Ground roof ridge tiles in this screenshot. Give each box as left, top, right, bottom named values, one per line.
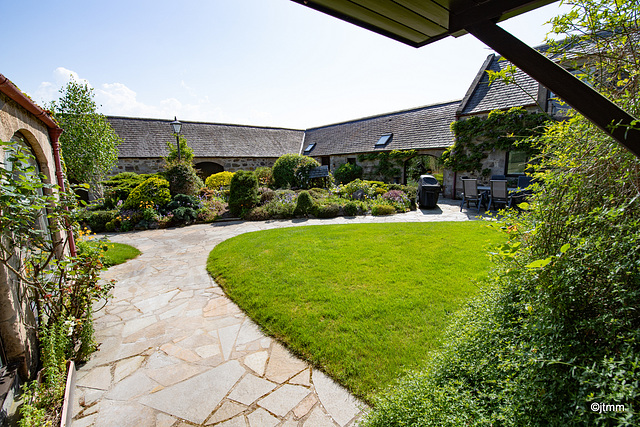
left=106, top=115, right=304, bottom=132
left=305, top=99, right=462, bottom=132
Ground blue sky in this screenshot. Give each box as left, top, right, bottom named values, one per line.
left=2, top=0, right=571, bottom=129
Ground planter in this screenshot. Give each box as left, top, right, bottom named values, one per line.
left=59, top=361, right=76, bottom=427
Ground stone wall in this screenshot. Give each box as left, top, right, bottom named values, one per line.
left=450, top=147, right=508, bottom=199
left=112, top=156, right=278, bottom=176
left=0, top=91, right=56, bottom=379
left=324, top=149, right=446, bottom=186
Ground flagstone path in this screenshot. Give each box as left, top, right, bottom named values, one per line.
left=72, top=199, right=478, bottom=426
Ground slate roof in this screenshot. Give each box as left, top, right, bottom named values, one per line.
left=457, top=53, right=541, bottom=117
left=302, top=101, right=460, bottom=157
left=107, top=116, right=305, bottom=158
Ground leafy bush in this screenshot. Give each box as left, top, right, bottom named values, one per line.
left=272, top=154, right=320, bottom=189
left=259, top=188, right=276, bottom=205
left=338, top=179, right=388, bottom=199
left=165, top=135, right=194, bottom=163
left=265, top=191, right=297, bottom=218
left=313, top=203, right=340, bottom=218
left=383, top=190, right=411, bottom=212
left=164, top=160, right=203, bottom=196
left=82, top=209, right=118, bottom=233
left=101, top=172, right=147, bottom=206
left=165, top=194, right=201, bottom=225
left=333, top=162, right=363, bottom=185
left=245, top=206, right=271, bottom=221
left=254, top=167, right=273, bottom=187
left=205, top=171, right=235, bottom=189
left=228, top=170, right=259, bottom=217
left=343, top=201, right=358, bottom=216
left=364, top=3, right=640, bottom=424
left=294, top=190, right=315, bottom=216
left=123, top=176, right=171, bottom=209
left=371, top=204, right=395, bottom=216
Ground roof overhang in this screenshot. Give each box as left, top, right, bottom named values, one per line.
left=291, top=0, right=640, bottom=157
left=291, top=0, right=557, bottom=48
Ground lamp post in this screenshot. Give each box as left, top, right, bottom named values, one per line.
left=170, top=116, right=182, bottom=162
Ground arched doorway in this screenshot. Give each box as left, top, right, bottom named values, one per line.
left=195, top=161, right=224, bottom=179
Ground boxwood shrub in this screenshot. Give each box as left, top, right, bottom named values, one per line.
left=228, top=170, right=259, bottom=217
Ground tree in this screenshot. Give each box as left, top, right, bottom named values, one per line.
left=50, top=80, right=122, bottom=195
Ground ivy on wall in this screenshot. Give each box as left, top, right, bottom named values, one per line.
left=441, top=107, right=551, bottom=175
left=357, top=150, right=416, bottom=182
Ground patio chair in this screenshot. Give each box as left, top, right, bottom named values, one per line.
left=488, top=179, right=512, bottom=211
left=509, top=175, right=535, bottom=208
left=460, top=178, right=483, bottom=213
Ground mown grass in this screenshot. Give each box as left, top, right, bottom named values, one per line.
left=102, top=242, right=140, bottom=267
left=207, top=222, right=503, bottom=401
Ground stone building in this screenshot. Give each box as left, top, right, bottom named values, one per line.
left=303, top=101, right=460, bottom=187
left=0, top=74, right=69, bottom=421
left=107, top=116, right=304, bottom=177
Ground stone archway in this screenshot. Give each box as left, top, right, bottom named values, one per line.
left=194, top=161, right=224, bottom=180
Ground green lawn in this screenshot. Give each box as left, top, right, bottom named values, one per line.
left=207, top=222, right=503, bottom=401
left=102, top=242, right=140, bottom=267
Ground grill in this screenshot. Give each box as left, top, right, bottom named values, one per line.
left=417, top=175, right=441, bottom=209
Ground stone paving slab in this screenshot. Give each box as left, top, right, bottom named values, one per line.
left=73, top=199, right=477, bottom=426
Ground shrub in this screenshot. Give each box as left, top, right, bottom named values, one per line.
left=101, top=172, right=147, bottom=206
left=205, top=171, right=235, bottom=189
left=164, top=161, right=203, bottom=196
left=229, top=170, right=259, bottom=217
left=165, top=194, right=201, bottom=225
left=294, top=191, right=315, bottom=216
left=265, top=191, right=296, bottom=218
left=343, top=201, right=358, bottom=216
left=313, top=204, right=340, bottom=218
left=371, top=204, right=395, bottom=216
left=245, top=206, right=271, bottom=221
left=123, top=177, right=171, bottom=209
left=83, top=209, right=118, bottom=233
left=272, top=154, right=320, bottom=189
left=259, top=188, right=276, bottom=205
left=254, top=167, right=273, bottom=187
left=198, top=198, right=225, bottom=222
left=333, top=162, right=363, bottom=185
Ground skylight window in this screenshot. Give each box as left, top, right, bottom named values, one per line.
left=376, top=133, right=392, bottom=147
left=304, top=143, right=316, bottom=154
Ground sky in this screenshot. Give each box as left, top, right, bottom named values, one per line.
left=2, top=0, right=572, bottom=130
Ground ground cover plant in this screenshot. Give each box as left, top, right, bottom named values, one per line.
left=207, top=222, right=503, bottom=401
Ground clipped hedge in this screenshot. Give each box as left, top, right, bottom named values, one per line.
left=205, top=171, right=235, bottom=189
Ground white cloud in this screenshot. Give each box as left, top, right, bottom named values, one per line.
left=32, top=67, right=239, bottom=123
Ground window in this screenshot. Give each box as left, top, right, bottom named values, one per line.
left=347, top=158, right=356, bottom=165
left=375, top=133, right=392, bottom=147
left=506, top=150, right=528, bottom=175
left=303, top=143, right=316, bottom=155
left=321, top=156, right=330, bottom=167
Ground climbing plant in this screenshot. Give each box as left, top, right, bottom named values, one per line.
left=358, top=150, right=416, bottom=182
left=441, top=107, right=551, bottom=175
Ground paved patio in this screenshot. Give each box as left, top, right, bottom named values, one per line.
left=72, top=199, right=480, bottom=426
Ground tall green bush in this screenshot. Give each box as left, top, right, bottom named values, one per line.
left=272, top=154, right=320, bottom=189
left=164, top=160, right=203, bottom=196
left=228, top=170, right=259, bottom=217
